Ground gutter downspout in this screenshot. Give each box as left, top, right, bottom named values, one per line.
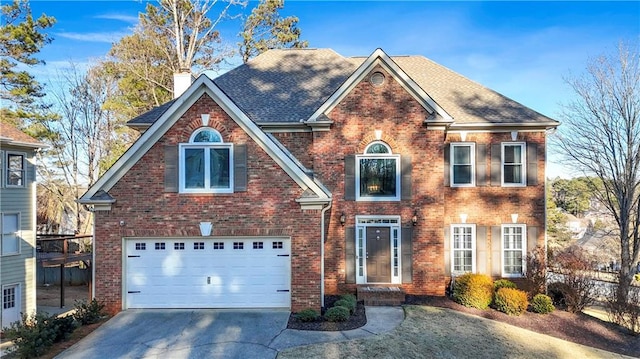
left=320, top=201, right=332, bottom=309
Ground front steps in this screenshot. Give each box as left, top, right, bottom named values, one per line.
left=357, top=286, right=405, bottom=306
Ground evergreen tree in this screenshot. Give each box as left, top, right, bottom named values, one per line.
left=239, top=0, right=308, bottom=63
left=0, top=0, right=56, bottom=139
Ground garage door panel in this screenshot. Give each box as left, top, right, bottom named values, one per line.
left=125, top=238, right=291, bottom=309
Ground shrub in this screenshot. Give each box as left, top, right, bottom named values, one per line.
left=340, top=293, right=357, bottom=305
left=605, top=285, right=640, bottom=335
left=493, top=288, right=529, bottom=316
left=494, top=279, right=517, bottom=291
left=523, top=246, right=547, bottom=297
left=334, top=299, right=355, bottom=314
left=548, top=246, right=597, bottom=313
left=73, top=299, right=106, bottom=325
left=324, top=306, right=350, bottom=322
left=453, top=273, right=494, bottom=310
left=3, top=311, right=76, bottom=358
left=296, top=308, right=319, bottom=322
left=52, top=315, right=77, bottom=342
left=530, top=294, right=555, bottom=314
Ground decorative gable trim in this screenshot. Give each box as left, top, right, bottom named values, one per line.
left=307, top=48, right=453, bottom=124
left=79, top=75, right=331, bottom=207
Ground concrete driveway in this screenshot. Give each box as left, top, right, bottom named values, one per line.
left=55, top=307, right=404, bottom=359
left=56, top=309, right=291, bottom=359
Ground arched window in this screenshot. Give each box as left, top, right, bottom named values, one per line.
left=356, top=141, right=400, bottom=201
left=179, top=128, right=233, bottom=193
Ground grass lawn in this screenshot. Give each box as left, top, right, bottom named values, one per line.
left=277, top=306, right=623, bottom=359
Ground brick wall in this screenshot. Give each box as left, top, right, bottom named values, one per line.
left=94, top=94, right=322, bottom=314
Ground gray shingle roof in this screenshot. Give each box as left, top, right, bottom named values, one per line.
left=127, top=48, right=557, bottom=127
left=214, top=48, right=357, bottom=123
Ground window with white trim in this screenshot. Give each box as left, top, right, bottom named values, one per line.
left=6, top=153, right=25, bottom=187
left=356, top=141, right=400, bottom=201
left=179, top=128, right=233, bottom=193
left=451, top=143, right=475, bottom=187
left=502, top=143, right=525, bottom=186
left=502, top=224, right=526, bottom=277
left=451, top=224, right=475, bottom=274
left=2, top=213, right=20, bottom=255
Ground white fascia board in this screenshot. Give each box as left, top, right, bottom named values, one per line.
left=308, top=48, right=453, bottom=122
left=81, top=74, right=330, bottom=203
left=0, top=139, right=48, bottom=149
left=448, top=122, right=560, bottom=131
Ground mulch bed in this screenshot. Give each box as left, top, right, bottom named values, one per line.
left=288, top=295, right=640, bottom=357
left=287, top=295, right=367, bottom=331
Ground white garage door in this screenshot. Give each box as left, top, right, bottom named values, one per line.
left=125, top=238, right=291, bottom=309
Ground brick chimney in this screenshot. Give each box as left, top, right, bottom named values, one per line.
left=173, top=71, right=193, bottom=99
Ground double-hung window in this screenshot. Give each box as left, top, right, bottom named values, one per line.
left=2, top=213, right=20, bottom=255
left=356, top=141, right=400, bottom=201
left=179, top=128, right=233, bottom=193
left=451, top=224, right=475, bottom=274
left=502, top=224, right=526, bottom=277
left=502, top=143, right=525, bottom=186
left=451, top=143, right=475, bottom=187
left=6, top=153, right=25, bottom=187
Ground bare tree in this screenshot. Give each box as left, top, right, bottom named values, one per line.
left=555, top=41, right=640, bottom=306
left=39, top=62, right=118, bottom=233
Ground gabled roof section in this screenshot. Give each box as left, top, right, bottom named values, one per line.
left=0, top=122, right=47, bottom=149
left=80, top=74, right=331, bottom=205
left=214, top=48, right=357, bottom=123
left=390, top=56, right=559, bottom=129
left=122, top=48, right=558, bottom=130
left=308, top=48, right=454, bottom=125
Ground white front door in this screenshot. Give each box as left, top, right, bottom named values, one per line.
left=124, top=238, right=291, bottom=309
left=2, top=284, right=21, bottom=329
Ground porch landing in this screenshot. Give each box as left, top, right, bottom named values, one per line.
left=357, top=286, right=405, bottom=306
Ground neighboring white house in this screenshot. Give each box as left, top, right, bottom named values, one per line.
left=0, top=123, right=46, bottom=330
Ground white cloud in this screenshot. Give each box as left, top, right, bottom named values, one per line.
left=55, top=31, right=128, bottom=43
left=94, top=13, right=138, bottom=24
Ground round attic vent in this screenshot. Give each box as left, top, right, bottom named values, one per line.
left=370, top=72, right=385, bottom=86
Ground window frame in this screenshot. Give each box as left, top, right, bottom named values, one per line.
left=501, top=224, right=527, bottom=277
left=1, top=213, right=21, bottom=256
left=450, top=143, right=476, bottom=187
left=178, top=128, right=234, bottom=194
left=5, top=152, right=26, bottom=188
left=501, top=142, right=526, bottom=187
left=450, top=224, right=476, bottom=275
left=0, top=150, right=4, bottom=187
left=355, top=141, right=401, bottom=202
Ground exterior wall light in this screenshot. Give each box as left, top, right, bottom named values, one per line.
left=340, top=212, right=346, bottom=226
left=412, top=210, right=418, bottom=226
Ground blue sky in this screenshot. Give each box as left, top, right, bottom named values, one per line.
left=28, top=1, right=640, bottom=177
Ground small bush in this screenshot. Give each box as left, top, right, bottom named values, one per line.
left=52, top=315, right=77, bottom=342
left=494, top=288, right=529, bottom=316
left=324, top=306, right=350, bottom=322
left=494, top=279, right=517, bottom=291
left=296, top=308, right=319, bottom=322
left=523, top=246, right=547, bottom=297
left=548, top=246, right=597, bottom=313
left=605, top=285, right=640, bottom=335
left=334, top=299, right=355, bottom=314
left=340, top=293, right=357, bottom=305
left=453, top=273, right=494, bottom=310
left=73, top=299, right=106, bottom=325
left=3, top=311, right=76, bottom=358
left=530, top=294, right=555, bottom=314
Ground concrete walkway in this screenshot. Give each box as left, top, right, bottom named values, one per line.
left=54, top=307, right=404, bottom=359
